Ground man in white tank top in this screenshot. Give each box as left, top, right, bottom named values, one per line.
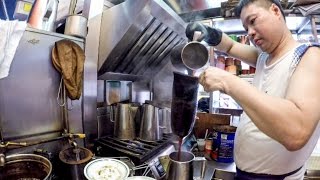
left=185, top=0, right=320, bottom=179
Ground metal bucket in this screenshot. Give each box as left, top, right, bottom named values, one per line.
left=0, top=154, right=52, bottom=180
left=64, top=15, right=88, bottom=38
left=59, top=147, right=93, bottom=180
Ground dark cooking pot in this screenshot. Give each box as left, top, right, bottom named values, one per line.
left=59, top=146, right=93, bottom=180
left=0, top=154, right=52, bottom=180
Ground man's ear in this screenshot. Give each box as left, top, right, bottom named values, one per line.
left=270, top=3, right=282, bottom=19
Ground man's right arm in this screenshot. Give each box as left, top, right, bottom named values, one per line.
left=215, top=33, right=259, bottom=67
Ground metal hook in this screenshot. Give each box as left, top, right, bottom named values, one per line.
left=57, top=77, right=65, bottom=106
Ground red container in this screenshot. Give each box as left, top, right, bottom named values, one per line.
left=205, top=138, right=212, bottom=155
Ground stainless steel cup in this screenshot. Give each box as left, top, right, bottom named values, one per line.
left=170, top=31, right=208, bottom=71
left=165, top=151, right=195, bottom=180
left=182, top=42, right=208, bottom=70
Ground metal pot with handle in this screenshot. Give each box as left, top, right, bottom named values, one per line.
left=0, top=154, right=52, bottom=180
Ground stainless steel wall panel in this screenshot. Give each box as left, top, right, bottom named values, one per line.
left=83, top=14, right=103, bottom=147
left=97, top=80, right=106, bottom=105
left=0, top=29, right=83, bottom=142
left=150, top=62, right=175, bottom=108
left=130, top=81, right=151, bottom=104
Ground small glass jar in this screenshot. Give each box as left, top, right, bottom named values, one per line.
left=216, top=56, right=225, bottom=70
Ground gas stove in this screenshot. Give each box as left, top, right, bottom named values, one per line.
left=94, top=134, right=173, bottom=165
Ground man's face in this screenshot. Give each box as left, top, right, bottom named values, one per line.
left=240, top=2, right=283, bottom=53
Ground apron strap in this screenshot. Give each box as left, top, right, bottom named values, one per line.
left=291, top=42, right=320, bottom=70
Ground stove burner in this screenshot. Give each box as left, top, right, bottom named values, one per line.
left=94, top=134, right=172, bottom=165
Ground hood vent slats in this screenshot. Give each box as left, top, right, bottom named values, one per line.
left=136, top=34, right=183, bottom=75
left=124, top=24, right=171, bottom=74
left=118, top=18, right=163, bottom=73
left=98, top=0, right=187, bottom=79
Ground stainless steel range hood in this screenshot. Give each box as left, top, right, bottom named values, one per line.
left=98, top=0, right=187, bottom=79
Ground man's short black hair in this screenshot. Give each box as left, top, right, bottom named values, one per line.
left=235, top=0, right=285, bottom=20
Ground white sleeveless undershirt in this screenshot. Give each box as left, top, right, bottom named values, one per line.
left=234, top=46, right=320, bottom=179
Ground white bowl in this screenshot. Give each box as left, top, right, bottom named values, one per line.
left=84, top=158, right=130, bottom=180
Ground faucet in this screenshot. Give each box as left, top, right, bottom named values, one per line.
left=0, top=141, right=27, bottom=167
left=70, top=140, right=78, bottom=148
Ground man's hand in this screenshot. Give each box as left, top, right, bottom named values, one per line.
left=199, top=67, right=233, bottom=93
left=185, top=22, right=223, bottom=46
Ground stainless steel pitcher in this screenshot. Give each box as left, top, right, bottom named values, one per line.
left=139, top=104, right=160, bottom=141
left=165, top=151, right=194, bottom=180
left=111, top=103, right=138, bottom=140
left=160, top=108, right=172, bottom=134
left=171, top=31, right=208, bottom=71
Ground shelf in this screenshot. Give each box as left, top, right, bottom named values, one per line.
left=211, top=108, right=243, bottom=116
left=98, top=72, right=144, bottom=81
